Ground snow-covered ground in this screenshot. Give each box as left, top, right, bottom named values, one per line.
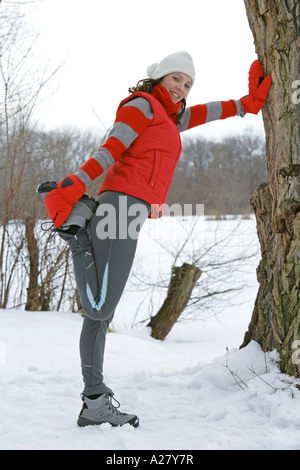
left=1, top=216, right=300, bottom=450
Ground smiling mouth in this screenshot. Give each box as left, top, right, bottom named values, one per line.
left=170, top=91, right=180, bottom=100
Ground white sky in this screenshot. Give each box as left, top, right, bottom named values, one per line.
left=23, top=0, right=265, bottom=141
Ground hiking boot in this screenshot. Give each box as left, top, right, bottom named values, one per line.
left=37, top=181, right=98, bottom=234
left=58, top=194, right=98, bottom=234
left=77, top=394, right=140, bottom=428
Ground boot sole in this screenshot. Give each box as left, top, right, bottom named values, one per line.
left=77, top=415, right=139, bottom=428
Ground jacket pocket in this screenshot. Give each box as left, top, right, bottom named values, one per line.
left=149, top=150, right=161, bottom=188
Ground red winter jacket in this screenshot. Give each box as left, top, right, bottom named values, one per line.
left=74, top=85, right=243, bottom=218
left=99, top=88, right=182, bottom=217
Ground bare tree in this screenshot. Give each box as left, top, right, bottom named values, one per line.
left=128, top=216, right=258, bottom=339
left=167, top=133, right=267, bottom=217
left=0, top=2, right=67, bottom=310
left=0, top=2, right=107, bottom=312
left=241, top=0, right=300, bottom=377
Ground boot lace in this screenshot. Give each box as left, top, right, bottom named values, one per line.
left=105, top=394, right=128, bottom=416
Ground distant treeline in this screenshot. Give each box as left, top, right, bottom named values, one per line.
left=0, top=125, right=266, bottom=222
left=0, top=124, right=265, bottom=311
left=168, top=132, right=267, bottom=216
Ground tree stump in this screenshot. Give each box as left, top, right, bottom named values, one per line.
left=148, top=263, right=202, bottom=340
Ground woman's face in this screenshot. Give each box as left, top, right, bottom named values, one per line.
left=160, top=72, right=192, bottom=103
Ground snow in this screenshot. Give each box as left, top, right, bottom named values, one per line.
left=1, top=216, right=300, bottom=450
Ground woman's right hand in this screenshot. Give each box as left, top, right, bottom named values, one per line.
left=45, top=175, right=86, bottom=228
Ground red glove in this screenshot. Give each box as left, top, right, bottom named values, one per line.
left=45, top=175, right=86, bottom=228
left=240, top=60, right=272, bottom=115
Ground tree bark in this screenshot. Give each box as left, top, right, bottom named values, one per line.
left=241, top=0, right=300, bottom=377
left=25, top=216, right=39, bottom=311
left=148, top=263, right=201, bottom=340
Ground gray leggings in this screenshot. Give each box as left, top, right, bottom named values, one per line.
left=60, top=191, right=150, bottom=396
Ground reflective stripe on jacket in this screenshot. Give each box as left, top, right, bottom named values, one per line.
left=99, top=89, right=182, bottom=218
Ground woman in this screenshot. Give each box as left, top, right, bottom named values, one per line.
left=40, top=51, right=272, bottom=428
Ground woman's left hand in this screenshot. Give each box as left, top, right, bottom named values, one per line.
left=240, top=60, right=272, bottom=114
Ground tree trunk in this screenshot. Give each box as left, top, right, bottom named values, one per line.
left=148, top=263, right=201, bottom=340
left=25, top=216, right=39, bottom=311
left=241, top=0, right=300, bottom=377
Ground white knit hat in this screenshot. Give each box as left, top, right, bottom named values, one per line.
left=147, top=51, right=195, bottom=83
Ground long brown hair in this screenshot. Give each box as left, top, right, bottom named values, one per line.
left=128, top=78, right=186, bottom=127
